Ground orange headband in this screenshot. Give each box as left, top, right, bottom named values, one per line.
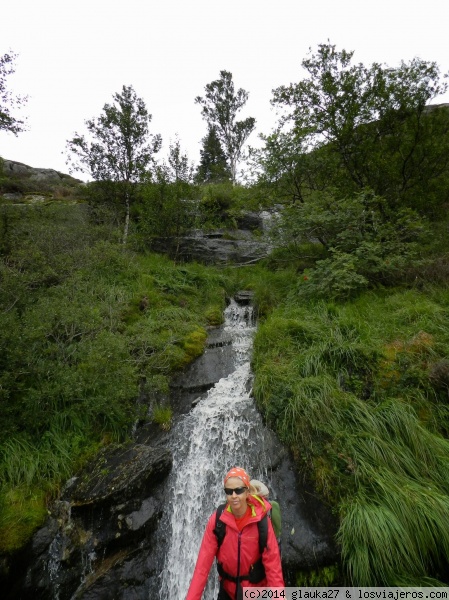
left=224, top=467, right=250, bottom=488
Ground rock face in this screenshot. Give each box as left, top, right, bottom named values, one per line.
left=3, top=159, right=66, bottom=182
left=4, top=445, right=172, bottom=600
left=151, top=212, right=272, bottom=266
left=2, top=159, right=78, bottom=183
left=255, top=430, right=339, bottom=580
left=1, top=159, right=83, bottom=196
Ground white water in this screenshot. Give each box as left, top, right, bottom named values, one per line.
left=159, top=300, right=271, bottom=600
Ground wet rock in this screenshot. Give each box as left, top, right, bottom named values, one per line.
left=3, top=444, right=172, bottom=600
left=234, top=290, right=254, bottom=305
left=169, top=293, right=256, bottom=414
left=63, top=444, right=171, bottom=507
left=235, top=211, right=264, bottom=231
left=235, top=408, right=339, bottom=579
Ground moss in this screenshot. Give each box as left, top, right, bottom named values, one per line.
left=205, top=305, right=223, bottom=326
left=0, top=486, right=48, bottom=554
left=181, top=328, right=207, bottom=362
left=295, top=564, right=341, bottom=587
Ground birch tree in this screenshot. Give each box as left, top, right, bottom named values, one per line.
left=195, top=70, right=255, bottom=182
left=66, top=85, right=161, bottom=244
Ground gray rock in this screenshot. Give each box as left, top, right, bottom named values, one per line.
left=1, top=192, right=23, bottom=200
left=235, top=211, right=264, bottom=231
left=3, top=444, right=172, bottom=600
left=151, top=228, right=270, bottom=265
left=1, top=159, right=82, bottom=190
left=63, top=444, right=171, bottom=507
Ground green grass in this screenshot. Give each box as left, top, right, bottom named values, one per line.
left=0, top=203, right=242, bottom=553
left=0, top=486, right=49, bottom=554
left=152, top=404, right=173, bottom=430
left=252, top=284, right=449, bottom=585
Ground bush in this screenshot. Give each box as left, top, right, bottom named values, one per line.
left=276, top=190, right=428, bottom=299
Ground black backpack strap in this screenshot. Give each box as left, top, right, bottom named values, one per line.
left=258, top=512, right=268, bottom=554
left=214, top=503, right=227, bottom=548
left=216, top=509, right=269, bottom=586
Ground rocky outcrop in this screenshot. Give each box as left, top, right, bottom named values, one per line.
left=3, top=160, right=68, bottom=182
left=1, top=159, right=83, bottom=197
left=151, top=227, right=271, bottom=266
left=4, top=445, right=172, bottom=600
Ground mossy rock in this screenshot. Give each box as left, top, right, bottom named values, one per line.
left=182, top=328, right=207, bottom=361
left=205, top=306, right=223, bottom=327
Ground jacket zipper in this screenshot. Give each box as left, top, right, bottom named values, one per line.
left=235, top=531, right=242, bottom=600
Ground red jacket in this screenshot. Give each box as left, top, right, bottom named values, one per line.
left=186, top=495, right=284, bottom=600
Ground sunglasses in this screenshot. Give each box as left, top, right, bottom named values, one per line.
left=224, top=486, right=248, bottom=495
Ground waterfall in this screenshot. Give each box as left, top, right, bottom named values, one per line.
left=159, top=299, right=272, bottom=600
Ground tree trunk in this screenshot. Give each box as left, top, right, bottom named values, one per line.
left=123, top=189, right=130, bottom=245
left=230, top=157, right=237, bottom=184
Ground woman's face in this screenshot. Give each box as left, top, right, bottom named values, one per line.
left=224, top=476, right=249, bottom=515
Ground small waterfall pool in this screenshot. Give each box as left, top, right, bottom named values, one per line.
left=159, top=299, right=274, bottom=600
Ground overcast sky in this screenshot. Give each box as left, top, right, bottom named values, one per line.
left=1, top=0, right=448, bottom=180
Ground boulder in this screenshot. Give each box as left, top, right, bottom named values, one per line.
left=3, top=444, right=172, bottom=600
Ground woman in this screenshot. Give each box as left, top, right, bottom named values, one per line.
left=186, top=467, right=284, bottom=600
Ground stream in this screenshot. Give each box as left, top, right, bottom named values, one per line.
left=159, top=299, right=276, bottom=599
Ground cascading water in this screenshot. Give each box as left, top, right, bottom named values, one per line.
left=159, top=299, right=275, bottom=600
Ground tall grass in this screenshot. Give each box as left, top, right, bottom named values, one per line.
left=252, top=285, right=449, bottom=584
left=0, top=432, right=78, bottom=487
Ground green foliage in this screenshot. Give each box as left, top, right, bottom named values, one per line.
left=181, top=328, right=207, bottom=362
left=300, top=253, right=369, bottom=300
left=196, top=70, right=255, bottom=182
left=196, top=181, right=259, bottom=228
left=151, top=404, right=173, bottom=430
left=66, top=85, right=162, bottom=243
left=0, top=486, right=48, bottom=554
left=0, top=203, right=236, bottom=553
left=135, top=141, right=199, bottom=245
left=195, top=125, right=231, bottom=183
left=270, top=189, right=428, bottom=298
left=199, top=181, right=236, bottom=227
left=0, top=51, right=28, bottom=134
left=296, top=565, right=341, bottom=587
left=259, top=43, right=449, bottom=216
left=205, top=305, right=224, bottom=326
left=252, top=284, right=449, bottom=584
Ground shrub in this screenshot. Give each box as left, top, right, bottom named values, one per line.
left=275, top=190, right=428, bottom=299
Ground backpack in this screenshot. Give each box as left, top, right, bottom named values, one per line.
left=213, top=503, right=268, bottom=585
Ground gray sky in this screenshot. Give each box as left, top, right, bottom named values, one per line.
left=1, top=0, right=448, bottom=179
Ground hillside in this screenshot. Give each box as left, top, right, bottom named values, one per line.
left=1, top=145, right=449, bottom=588
left=0, top=158, right=84, bottom=200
